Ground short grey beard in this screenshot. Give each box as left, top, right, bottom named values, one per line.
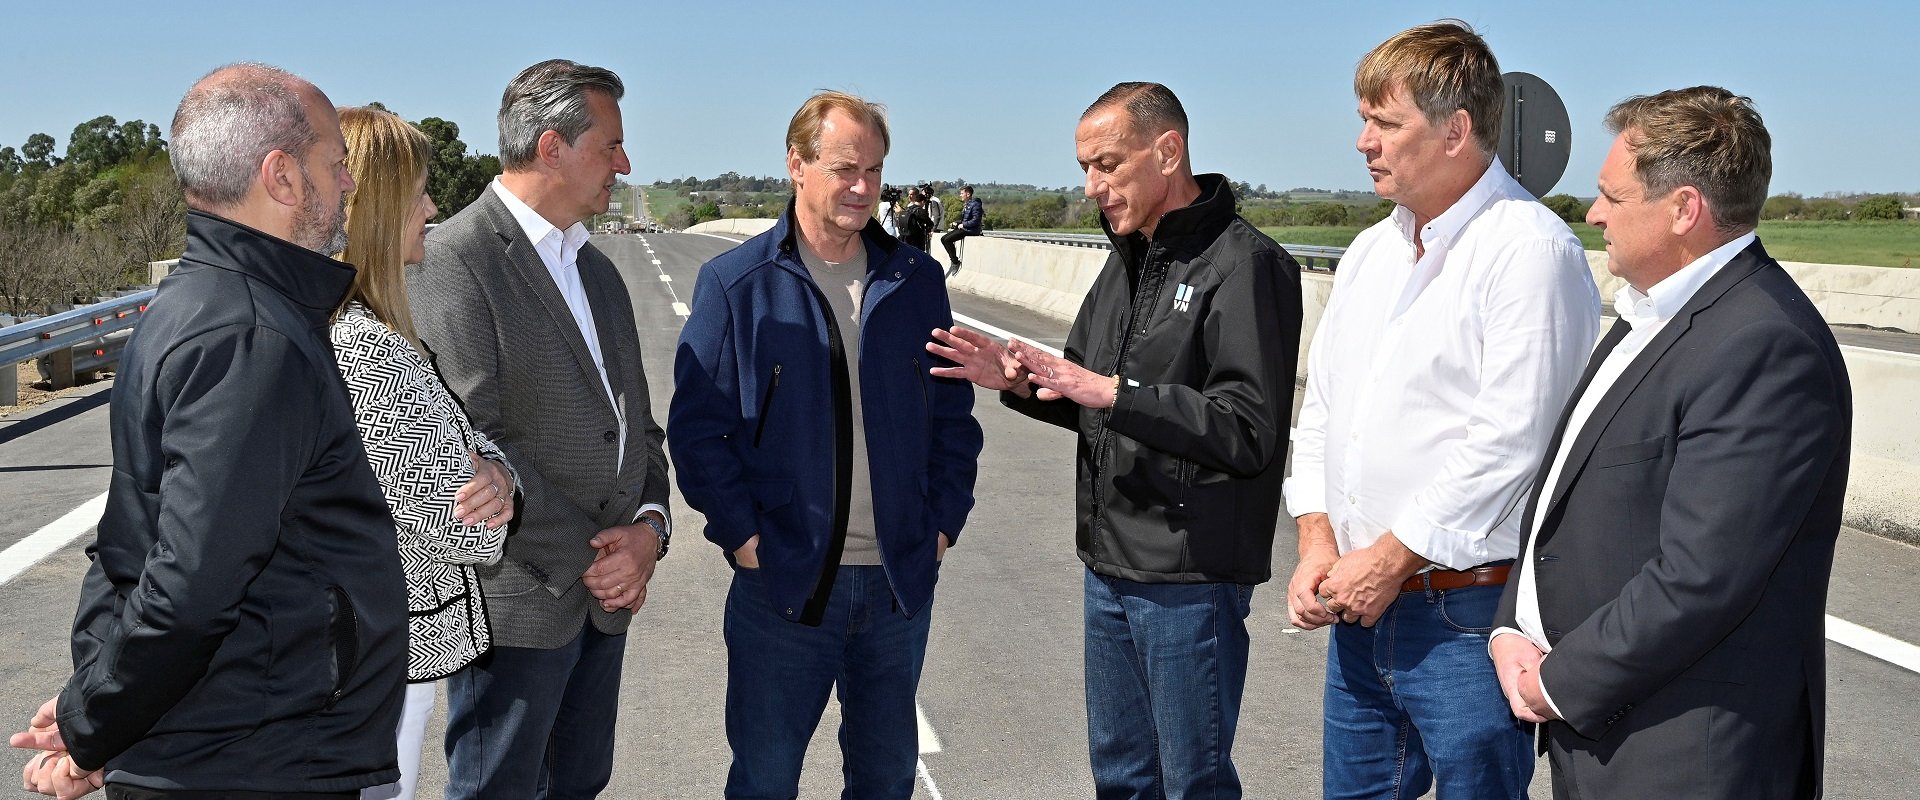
left=293, top=165, right=350, bottom=255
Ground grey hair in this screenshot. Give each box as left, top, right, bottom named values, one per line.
left=497, top=60, right=625, bottom=170
left=170, top=63, right=317, bottom=209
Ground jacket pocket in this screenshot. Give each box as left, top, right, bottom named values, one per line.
left=325, top=586, right=362, bottom=708
left=752, top=363, right=784, bottom=448
left=1596, top=435, right=1668, bottom=468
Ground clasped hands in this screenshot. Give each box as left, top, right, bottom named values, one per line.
left=925, top=326, right=1116, bottom=408
left=584, top=510, right=664, bottom=613
left=10, top=697, right=102, bottom=799
left=1491, top=633, right=1560, bottom=723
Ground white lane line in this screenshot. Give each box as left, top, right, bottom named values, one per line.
left=1828, top=615, right=1920, bottom=674
left=916, top=759, right=944, bottom=800
left=0, top=491, right=106, bottom=586
left=950, top=312, right=1064, bottom=357
left=651, top=259, right=662, bottom=266
left=916, top=703, right=941, bottom=753
left=657, top=275, right=673, bottom=282
left=671, top=302, right=690, bottom=317
left=686, top=231, right=747, bottom=244
left=915, top=702, right=944, bottom=799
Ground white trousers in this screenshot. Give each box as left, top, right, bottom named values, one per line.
left=362, top=680, right=439, bottom=800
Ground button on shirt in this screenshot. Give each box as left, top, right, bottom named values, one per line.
left=1284, top=160, right=1600, bottom=569
left=491, top=180, right=668, bottom=530
left=1491, top=232, right=1757, bottom=714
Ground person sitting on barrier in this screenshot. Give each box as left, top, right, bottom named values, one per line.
left=940, top=184, right=983, bottom=276
left=329, top=105, right=520, bottom=800
left=10, top=63, right=410, bottom=799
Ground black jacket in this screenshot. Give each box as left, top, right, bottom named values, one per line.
left=1005, top=175, right=1301, bottom=583
left=58, top=211, right=406, bottom=792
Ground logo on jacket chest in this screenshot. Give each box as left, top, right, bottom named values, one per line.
left=1172, top=283, right=1197, bottom=313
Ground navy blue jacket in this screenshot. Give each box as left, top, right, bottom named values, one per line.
left=959, top=197, right=984, bottom=233
left=670, top=208, right=982, bottom=621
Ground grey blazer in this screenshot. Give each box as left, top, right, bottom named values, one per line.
left=407, top=186, right=670, bottom=649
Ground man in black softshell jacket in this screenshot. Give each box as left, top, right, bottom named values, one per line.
left=931, top=82, right=1301, bottom=799
left=12, top=64, right=406, bottom=798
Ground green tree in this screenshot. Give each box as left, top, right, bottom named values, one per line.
left=689, top=201, right=722, bottom=225
left=0, top=147, right=19, bottom=180
left=1541, top=193, right=1586, bottom=223
left=21, top=133, right=59, bottom=170
left=414, top=117, right=497, bottom=222
left=1803, top=198, right=1850, bottom=221
left=1854, top=195, right=1905, bottom=221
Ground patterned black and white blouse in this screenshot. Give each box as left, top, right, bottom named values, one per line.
left=331, top=303, right=517, bottom=681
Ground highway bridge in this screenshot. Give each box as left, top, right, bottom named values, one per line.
left=2, top=231, right=1917, bottom=798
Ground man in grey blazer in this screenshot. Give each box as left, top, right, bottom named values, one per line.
left=1491, top=87, right=1850, bottom=799
left=407, top=59, right=670, bottom=799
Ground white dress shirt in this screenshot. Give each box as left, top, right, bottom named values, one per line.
left=491, top=180, right=668, bottom=531
left=1492, top=232, right=1756, bottom=714
left=1284, top=160, right=1600, bottom=569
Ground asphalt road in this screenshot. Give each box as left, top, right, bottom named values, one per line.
left=1, top=231, right=1916, bottom=798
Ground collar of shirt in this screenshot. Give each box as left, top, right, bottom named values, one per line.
left=1389, top=157, right=1518, bottom=251
left=492, top=179, right=590, bottom=270
left=1613, top=231, right=1756, bottom=329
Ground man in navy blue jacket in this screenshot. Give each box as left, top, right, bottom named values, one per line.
left=669, top=91, right=983, bottom=800
left=941, top=184, right=985, bottom=276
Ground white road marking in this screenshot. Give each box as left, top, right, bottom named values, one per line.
left=949, top=313, right=1064, bottom=357
left=916, top=759, right=944, bottom=800
left=657, top=275, right=673, bottom=282
left=0, top=491, right=106, bottom=586
left=915, top=703, right=944, bottom=799
left=651, top=259, right=662, bottom=266
left=671, top=302, right=690, bottom=317
left=1828, top=615, right=1920, bottom=674
left=916, top=703, right=941, bottom=753
left=687, top=231, right=747, bottom=244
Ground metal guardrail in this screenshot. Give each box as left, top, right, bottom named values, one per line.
left=984, top=231, right=1346, bottom=271
left=0, top=290, right=156, bottom=405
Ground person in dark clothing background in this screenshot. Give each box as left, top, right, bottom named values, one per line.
left=941, top=184, right=984, bottom=276
left=929, top=81, right=1301, bottom=800
left=10, top=63, right=407, bottom=799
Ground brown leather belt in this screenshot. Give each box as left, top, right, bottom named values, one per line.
left=1400, top=564, right=1511, bottom=593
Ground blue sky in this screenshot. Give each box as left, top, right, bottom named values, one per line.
left=4, top=1, right=1913, bottom=197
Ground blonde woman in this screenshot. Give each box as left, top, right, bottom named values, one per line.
left=331, top=106, right=518, bottom=800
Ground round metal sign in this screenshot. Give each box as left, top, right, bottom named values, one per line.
left=1497, top=71, right=1572, bottom=198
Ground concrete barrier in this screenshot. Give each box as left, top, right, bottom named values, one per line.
left=1585, top=251, right=1920, bottom=333
left=685, top=218, right=778, bottom=237
left=951, top=236, right=1920, bottom=544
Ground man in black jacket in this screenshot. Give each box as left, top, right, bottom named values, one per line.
left=11, top=64, right=406, bottom=798
left=930, top=82, right=1300, bottom=799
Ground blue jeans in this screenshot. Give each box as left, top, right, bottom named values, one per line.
left=1323, top=583, right=1533, bottom=799
left=724, top=564, right=933, bottom=800
left=1083, top=570, right=1255, bottom=800
left=443, top=618, right=626, bottom=800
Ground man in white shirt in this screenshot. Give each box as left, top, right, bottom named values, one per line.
left=1283, top=22, right=1599, bottom=799
left=407, top=60, right=672, bottom=799
left=1490, top=87, right=1848, bottom=800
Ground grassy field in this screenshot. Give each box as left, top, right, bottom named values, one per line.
left=642, top=187, right=687, bottom=224
left=1019, top=221, right=1919, bottom=268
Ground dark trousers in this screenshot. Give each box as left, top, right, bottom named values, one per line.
left=940, top=228, right=978, bottom=264
left=443, top=618, right=627, bottom=800
left=723, top=564, right=933, bottom=800
left=107, top=789, right=353, bottom=799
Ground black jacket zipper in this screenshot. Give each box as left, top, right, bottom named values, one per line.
left=752, top=364, right=783, bottom=447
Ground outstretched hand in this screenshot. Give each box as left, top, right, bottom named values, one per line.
left=926, top=326, right=1029, bottom=391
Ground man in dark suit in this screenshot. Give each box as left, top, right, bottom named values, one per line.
left=407, top=60, right=670, bottom=799
left=1491, top=86, right=1851, bottom=799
